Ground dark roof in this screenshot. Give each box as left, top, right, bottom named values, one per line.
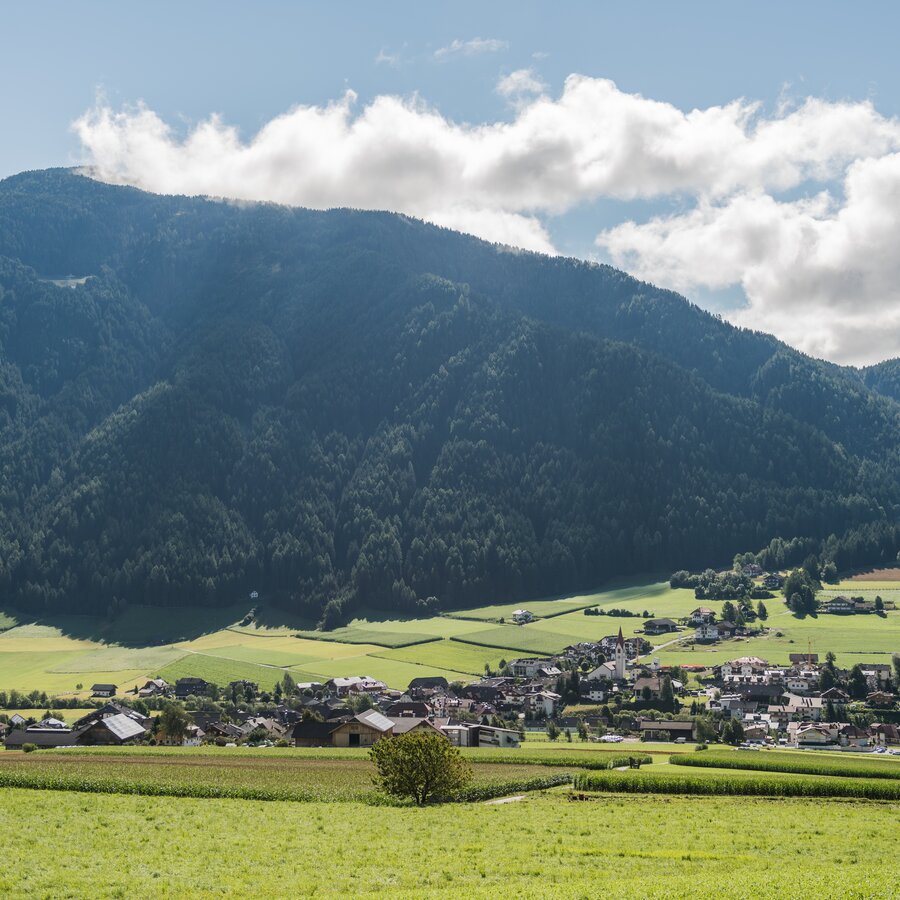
left=408, top=676, right=449, bottom=690
left=91, top=683, right=117, bottom=691
left=5, top=728, right=77, bottom=748
left=291, top=719, right=342, bottom=740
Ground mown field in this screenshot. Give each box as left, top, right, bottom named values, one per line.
left=0, top=573, right=897, bottom=695
left=0, top=788, right=895, bottom=898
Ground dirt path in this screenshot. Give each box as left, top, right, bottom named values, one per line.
left=484, top=794, right=526, bottom=805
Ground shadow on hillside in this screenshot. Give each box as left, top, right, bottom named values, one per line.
left=0, top=603, right=253, bottom=647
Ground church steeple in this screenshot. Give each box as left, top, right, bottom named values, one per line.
left=614, top=627, right=626, bottom=680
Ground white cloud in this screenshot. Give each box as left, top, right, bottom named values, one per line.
left=73, top=76, right=900, bottom=364
left=496, top=69, right=547, bottom=102
left=434, top=37, right=508, bottom=60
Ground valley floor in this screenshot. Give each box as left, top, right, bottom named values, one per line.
left=0, top=788, right=895, bottom=898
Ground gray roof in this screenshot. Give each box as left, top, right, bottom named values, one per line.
left=98, top=713, right=146, bottom=741
left=355, top=710, right=394, bottom=732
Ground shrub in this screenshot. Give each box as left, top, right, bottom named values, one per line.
left=22, top=743, right=37, bottom=753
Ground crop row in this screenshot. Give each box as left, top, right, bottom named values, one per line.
left=449, top=773, right=572, bottom=802
left=670, top=750, right=900, bottom=780
left=572, top=769, right=900, bottom=800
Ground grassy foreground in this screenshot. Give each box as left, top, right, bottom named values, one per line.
left=0, top=789, right=895, bottom=898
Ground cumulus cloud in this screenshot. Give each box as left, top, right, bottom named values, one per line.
left=73, top=76, right=900, bottom=364
left=434, top=37, right=508, bottom=60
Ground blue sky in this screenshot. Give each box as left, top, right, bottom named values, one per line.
left=3, top=2, right=900, bottom=364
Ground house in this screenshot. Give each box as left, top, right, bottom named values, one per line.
left=326, top=676, right=386, bottom=696
left=442, top=723, right=521, bottom=748
left=819, top=596, right=854, bottom=614
left=9, top=714, right=26, bottom=727
left=838, top=724, right=873, bottom=748
left=175, top=677, right=211, bottom=700
left=330, top=710, right=395, bottom=747
left=789, top=653, right=819, bottom=666
left=639, top=719, right=695, bottom=741
left=768, top=695, right=824, bottom=727
left=204, top=721, right=245, bottom=741
left=76, top=713, right=146, bottom=746
left=865, top=691, right=897, bottom=708
left=721, top=657, right=769, bottom=680
left=792, top=723, right=835, bottom=746
left=137, top=678, right=172, bottom=698
left=511, top=609, right=534, bottom=624
left=742, top=723, right=770, bottom=742
left=525, top=691, right=561, bottom=718
left=762, top=573, right=785, bottom=590
left=688, top=607, right=716, bottom=625
left=385, top=701, right=431, bottom=718
left=695, top=623, right=720, bottom=642
left=643, top=618, right=679, bottom=635
left=820, top=687, right=850, bottom=703
left=159, top=723, right=204, bottom=747
left=91, top=683, right=117, bottom=698
left=742, top=563, right=763, bottom=577
left=633, top=676, right=664, bottom=699
left=509, top=659, right=556, bottom=678
left=861, top=665, right=894, bottom=691
left=872, top=723, right=900, bottom=745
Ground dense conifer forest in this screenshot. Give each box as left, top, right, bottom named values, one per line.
left=0, top=169, right=898, bottom=624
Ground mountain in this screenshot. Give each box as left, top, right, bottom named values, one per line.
left=0, top=168, right=898, bottom=623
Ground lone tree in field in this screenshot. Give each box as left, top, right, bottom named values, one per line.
left=369, top=732, right=472, bottom=805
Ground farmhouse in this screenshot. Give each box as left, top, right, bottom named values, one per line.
left=137, top=678, right=172, bottom=698
left=511, top=609, right=534, bottom=624
left=688, top=607, right=716, bottom=625
left=642, top=618, right=679, bottom=635
left=91, top=683, right=117, bottom=698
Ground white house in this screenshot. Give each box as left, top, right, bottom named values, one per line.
left=511, top=609, right=534, bottom=624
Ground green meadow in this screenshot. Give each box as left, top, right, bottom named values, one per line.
left=0, top=575, right=896, bottom=696
left=0, top=787, right=895, bottom=898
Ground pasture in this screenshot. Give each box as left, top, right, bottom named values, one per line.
left=0, top=788, right=895, bottom=898
left=0, top=573, right=897, bottom=695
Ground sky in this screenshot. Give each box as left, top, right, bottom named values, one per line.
left=3, top=1, right=900, bottom=366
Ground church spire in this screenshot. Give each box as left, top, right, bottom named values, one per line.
left=616, top=626, right=624, bottom=647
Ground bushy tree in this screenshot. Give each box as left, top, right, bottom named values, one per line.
left=158, top=702, right=190, bottom=743
left=369, top=732, right=471, bottom=805
left=721, top=718, right=745, bottom=745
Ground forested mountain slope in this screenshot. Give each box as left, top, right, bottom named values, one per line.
left=0, top=169, right=897, bottom=623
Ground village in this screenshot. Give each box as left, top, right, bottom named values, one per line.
left=3, top=618, right=898, bottom=754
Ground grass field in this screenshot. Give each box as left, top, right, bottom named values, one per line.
left=0, top=573, right=897, bottom=695
left=0, top=788, right=895, bottom=898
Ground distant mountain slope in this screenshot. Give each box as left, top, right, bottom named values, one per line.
left=0, top=168, right=897, bottom=622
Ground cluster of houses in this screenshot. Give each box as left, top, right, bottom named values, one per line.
left=707, top=655, right=899, bottom=748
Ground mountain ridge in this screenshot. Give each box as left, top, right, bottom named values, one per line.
left=0, top=168, right=897, bottom=622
